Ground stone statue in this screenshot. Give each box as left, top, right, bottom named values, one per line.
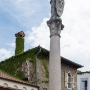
left=47, top=0, right=64, bottom=37
left=50, top=0, right=64, bottom=20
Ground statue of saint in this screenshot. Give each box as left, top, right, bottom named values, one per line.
left=50, top=0, right=64, bottom=20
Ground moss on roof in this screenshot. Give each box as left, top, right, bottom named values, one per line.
left=0, top=45, right=83, bottom=80
left=0, top=46, right=49, bottom=80
left=77, top=71, right=90, bottom=75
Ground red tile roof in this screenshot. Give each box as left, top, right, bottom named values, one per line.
left=0, top=71, right=39, bottom=88
left=0, top=71, right=24, bottom=83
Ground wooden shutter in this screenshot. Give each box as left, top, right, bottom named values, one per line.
left=64, top=71, right=67, bottom=88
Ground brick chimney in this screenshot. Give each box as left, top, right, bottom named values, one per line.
left=15, top=31, right=25, bottom=55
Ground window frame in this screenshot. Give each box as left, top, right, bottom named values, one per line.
left=80, top=78, right=88, bottom=90
left=67, top=71, right=72, bottom=89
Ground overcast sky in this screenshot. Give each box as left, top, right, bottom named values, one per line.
left=0, top=0, right=90, bottom=71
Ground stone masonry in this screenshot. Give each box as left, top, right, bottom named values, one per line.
left=22, top=59, right=78, bottom=90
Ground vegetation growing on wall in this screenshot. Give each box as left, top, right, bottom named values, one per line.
left=0, top=46, right=49, bottom=80
left=15, top=71, right=24, bottom=80
left=0, top=69, right=24, bottom=81
left=77, top=71, right=90, bottom=75
left=15, top=37, right=24, bottom=55
left=41, top=60, right=49, bottom=79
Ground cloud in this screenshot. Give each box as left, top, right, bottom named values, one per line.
left=25, top=0, right=90, bottom=71
left=0, top=0, right=35, bottom=27
left=25, top=18, right=50, bottom=50
left=0, top=0, right=49, bottom=29
left=0, top=48, right=14, bottom=61
left=6, top=42, right=15, bottom=47
left=61, top=0, right=90, bottom=71
left=6, top=39, right=15, bottom=48
left=0, top=0, right=90, bottom=71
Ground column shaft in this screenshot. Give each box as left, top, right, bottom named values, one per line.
left=49, top=35, right=61, bottom=90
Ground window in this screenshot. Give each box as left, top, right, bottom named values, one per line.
left=65, top=71, right=75, bottom=89
left=81, top=79, right=88, bottom=90
left=82, top=81, right=87, bottom=90
left=67, top=72, right=72, bottom=89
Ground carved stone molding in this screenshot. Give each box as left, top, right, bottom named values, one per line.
left=47, top=18, right=64, bottom=37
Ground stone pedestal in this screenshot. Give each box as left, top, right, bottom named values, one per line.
left=47, top=19, right=64, bottom=90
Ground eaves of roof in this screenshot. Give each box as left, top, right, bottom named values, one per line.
left=61, top=57, right=83, bottom=69
left=40, top=46, right=83, bottom=69
left=0, top=71, right=39, bottom=89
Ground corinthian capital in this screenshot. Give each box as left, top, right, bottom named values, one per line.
left=47, top=18, right=64, bottom=37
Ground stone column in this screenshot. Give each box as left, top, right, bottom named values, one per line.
left=47, top=18, right=64, bottom=90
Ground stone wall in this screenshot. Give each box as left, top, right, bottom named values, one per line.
left=22, top=59, right=77, bottom=90
left=61, top=63, right=77, bottom=90
left=36, top=59, right=77, bottom=90
left=37, top=59, right=49, bottom=90
left=22, top=59, right=36, bottom=83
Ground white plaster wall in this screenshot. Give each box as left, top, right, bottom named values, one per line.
left=0, top=78, right=38, bottom=90
left=77, top=73, right=90, bottom=90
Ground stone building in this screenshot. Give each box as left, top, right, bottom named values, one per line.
left=21, top=49, right=83, bottom=90
left=0, top=31, right=83, bottom=90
